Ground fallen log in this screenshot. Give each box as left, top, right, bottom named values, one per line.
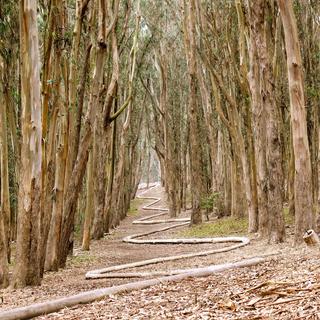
left=132, top=217, right=190, bottom=225
left=86, top=236, right=250, bottom=279
left=0, top=257, right=265, bottom=320
left=85, top=186, right=249, bottom=279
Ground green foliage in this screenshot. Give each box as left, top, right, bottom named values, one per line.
left=306, top=86, right=319, bottom=99
left=180, top=216, right=248, bottom=238
left=283, top=207, right=294, bottom=225
left=128, top=198, right=144, bottom=216
left=181, top=207, right=294, bottom=239
left=200, top=192, right=220, bottom=211
left=69, top=252, right=96, bottom=267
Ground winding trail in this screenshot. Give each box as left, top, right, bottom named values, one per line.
left=86, top=184, right=250, bottom=279
left=0, top=185, right=265, bottom=320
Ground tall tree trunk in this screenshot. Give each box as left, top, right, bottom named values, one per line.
left=0, top=66, right=9, bottom=288
left=91, top=26, right=119, bottom=240
left=59, top=0, right=120, bottom=266
left=248, top=0, right=285, bottom=242
left=248, top=18, right=268, bottom=237
left=183, top=0, right=203, bottom=225
left=82, top=150, right=94, bottom=251
left=13, top=0, right=42, bottom=287
left=278, top=0, right=313, bottom=243
left=59, top=3, right=108, bottom=267
left=262, top=7, right=285, bottom=243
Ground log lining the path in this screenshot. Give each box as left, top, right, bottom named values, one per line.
left=86, top=184, right=251, bottom=279
left=0, top=257, right=265, bottom=320
left=0, top=184, right=266, bottom=320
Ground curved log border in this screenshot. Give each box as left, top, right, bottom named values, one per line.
left=0, top=257, right=265, bottom=320
left=0, top=185, right=262, bottom=320
left=86, top=185, right=250, bottom=279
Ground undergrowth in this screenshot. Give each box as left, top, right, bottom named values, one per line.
left=128, top=198, right=144, bottom=216
left=181, top=206, right=294, bottom=238
left=284, top=207, right=294, bottom=225
left=69, top=251, right=96, bottom=267
left=180, top=216, right=248, bottom=237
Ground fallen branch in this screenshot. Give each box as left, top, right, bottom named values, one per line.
left=88, top=186, right=250, bottom=279
left=86, top=238, right=250, bottom=279
left=0, top=257, right=265, bottom=320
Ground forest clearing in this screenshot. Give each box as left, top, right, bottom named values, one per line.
left=1, top=0, right=320, bottom=319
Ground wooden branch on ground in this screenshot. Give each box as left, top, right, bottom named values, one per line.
left=93, top=185, right=247, bottom=280
left=0, top=257, right=266, bottom=320
left=132, top=218, right=190, bottom=225
left=86, top=235, right=250, bottom=279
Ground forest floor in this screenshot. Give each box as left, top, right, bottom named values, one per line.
left=1, top=186, right=320, bottom=319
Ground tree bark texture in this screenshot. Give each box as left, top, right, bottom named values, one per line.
left=278, top=0, right=313, bottom=243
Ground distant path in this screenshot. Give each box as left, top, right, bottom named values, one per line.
left=86, top=184, right=250, bottom=279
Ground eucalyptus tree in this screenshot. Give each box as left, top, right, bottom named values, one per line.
left=278, top=0, right=313, bottom=243
left=0, top=56, right=10, bottom=288
left=13, top=0, right=43, bottom=287
left=247, top=0, right=285, bottom=242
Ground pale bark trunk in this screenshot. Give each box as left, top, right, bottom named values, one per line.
left=159, top=48, right=178, bottom=218
left=59, top=0, right=120, bottom=266
left=59, top=27, right=107, bottom=267
left=91, top=97, right=109, bottom=240
left=278, top=0, right=313, bottom=243
left=204, top=59, right=257, bottom=231
left=92, top=27, right=119, bottom=240
left=183, top=0, right=203, bottom=225
left=39, top=0, right=55, bottom=276
left=13, top=0, right=42, bottom=287
left=64, top=0, right=89, bottom=193
left=248, top=34, right=268, bottom=237
left=248, top=0, right=269, bottom=239
left=45, top=100, right=68, bottom=270
left=44, top=4, right=69, bottom=270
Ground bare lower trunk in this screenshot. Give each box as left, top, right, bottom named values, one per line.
left=0, top=74, right=9, bottom=287
left=82, top=151, right=94, bottom=251
left=0, top=71, right=11, bottom=265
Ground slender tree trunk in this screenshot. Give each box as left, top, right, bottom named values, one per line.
left=0, top=70, right=11, bottom=261
left=0, top=68, right=9, bottom=288
left=183, top=0, right=203, bottom=225
left=45, top=98, right=68, bottom=270
left=278, top=0, right=313, bottom=243
left=82, top=151, right=94, bottom=251
left=13, top=0, right=42, bottom=287
left=92, top=26, right=119, bottom=240
left=59, top=12, right=107, bottom=266
left=248, top=25, right=268, bottom=237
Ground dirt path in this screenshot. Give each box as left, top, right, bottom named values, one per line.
left=0, top=186, right=310, bottom=319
